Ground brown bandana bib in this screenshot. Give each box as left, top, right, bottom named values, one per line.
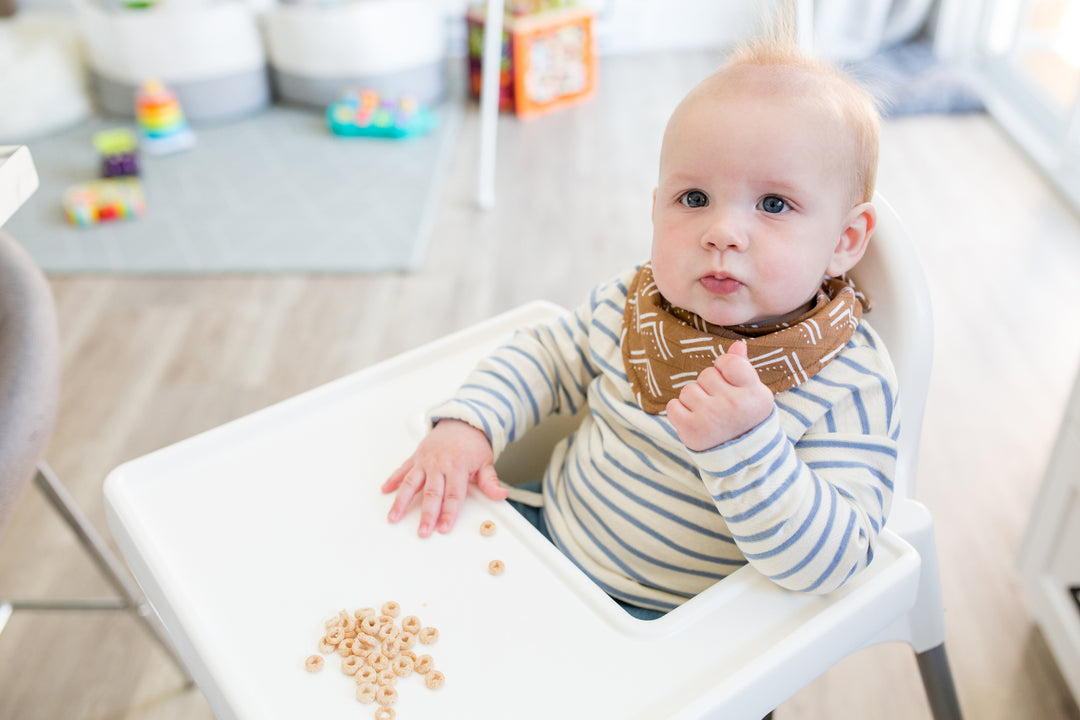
left=621, top=263, right=870, bottom=414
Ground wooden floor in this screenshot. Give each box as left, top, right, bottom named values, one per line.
left=2, top=52, right=1080, bottom=719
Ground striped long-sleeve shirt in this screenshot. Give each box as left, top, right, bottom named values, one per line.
left=431, top=267, right=900, bottom=611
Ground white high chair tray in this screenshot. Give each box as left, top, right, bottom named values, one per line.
left=104, top=302, right=922, bottom=720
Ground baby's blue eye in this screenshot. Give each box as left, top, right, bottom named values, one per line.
left=680, top=191, right=708, bottom=208
left=759, top=196, right=787, bottom=213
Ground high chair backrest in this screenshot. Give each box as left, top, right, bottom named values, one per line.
left=848, top=193, right=934, bottom=502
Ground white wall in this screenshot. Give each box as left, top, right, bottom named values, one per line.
left=439, top=0, right=775, bottom=55
left=14, top=0, right=774, bottom=55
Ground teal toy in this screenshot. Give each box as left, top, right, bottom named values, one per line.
left=327, top=89, right=437, bottom=139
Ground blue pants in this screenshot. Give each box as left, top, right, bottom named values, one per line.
left=507, top=482, right=666, bottom=622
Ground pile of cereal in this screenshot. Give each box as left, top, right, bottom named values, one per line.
left=305, top=601, right=444, bottom=719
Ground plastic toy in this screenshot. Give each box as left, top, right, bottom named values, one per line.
left=326, top=89, right=437, bottom=139
left=93, top=127, right=140, bottom=178
left=467, top=3, right=596, bottom=118
left=62, top=177, right=147, bottom=227
left=135, top=79, right=195, bottom=155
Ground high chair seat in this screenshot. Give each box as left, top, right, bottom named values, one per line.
left=103, top=195, right=961, bottom=719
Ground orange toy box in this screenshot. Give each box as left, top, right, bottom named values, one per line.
left=467, top=3, right=597, bottom=118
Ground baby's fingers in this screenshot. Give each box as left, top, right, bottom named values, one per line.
left=386, top=466, right=425, bottom=524
left=476, top=464, right=508, bottom=501
left=381, top=459, right=413, bottom=494
left=418, top=471, right=446, bottom=538
left=436, top=470, right=469, bottom=534
left=717, top=341, right=759, bottom=387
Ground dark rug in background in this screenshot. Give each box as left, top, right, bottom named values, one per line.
left=848, top=40, right=985, bottom=118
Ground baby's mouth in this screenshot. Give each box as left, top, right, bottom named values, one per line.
left=700, top=273, right=742, bottom=296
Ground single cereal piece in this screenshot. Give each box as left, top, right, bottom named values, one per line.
left=391, top=655, right=414, bottom=677
left=376, top=618, right=399, bottom=640
left=360, top=616, right=379, bottom=635
left=354, top=607, right=376, bottom=620
left=374, top=708, right=395, bottom=720
left=381, top=601, right=401, bottom=618
left=480, top=519, right=496, bottom=536
left=414, top=654, right=434, bottom=675
left=375, top=685, right=398, bottom=707
left=352, top=635, right=376, bottom=655
left=369, top=653, right=390, bottom=672
left=341, top=655, right=362, bottom=675
left=326, top=626, right=346, bottom=644
left=376, top=668, right=398, bottom=687
left=382, top=637, right=403, bottom=657
left=399, top=631, right=416, bottom=650
left=418, top=626, right=439, bottom=645
left=336, top=641, right=353, bottom=658
left=424, top=669, right=445, bottom=690
left=318, top=639, right=336, bottom=654
left=489, top=559, right=506, bottom=576
left=400, top=615, right=422, bottom=634
left=355, top=683, right=377, bottom=704
left=305, top=655, right=324, bottom=672
left=356, top=666, right=378, bottom=685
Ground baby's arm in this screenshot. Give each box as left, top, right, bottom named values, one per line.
left=382, top=419, right=508, bottom=537
left=665, top=341, right=774, bottom=450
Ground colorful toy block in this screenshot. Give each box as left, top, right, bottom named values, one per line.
left=467, top=3, right=596, bottom=118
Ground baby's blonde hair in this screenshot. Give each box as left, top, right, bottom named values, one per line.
left=715, top=15, right=881, bottom=204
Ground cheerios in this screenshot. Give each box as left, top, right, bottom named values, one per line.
left=381, top=637, right=402, bottom=657
left=309, top=603, right=446, bottom=712
left=391, top=655, right=414, bottom=677
left=415, top=654, right=434, bottom=674
left=355, top=683, right=377, bottom=704
left=480, top=519, right=496, bottom=536
left=375, top=685, right=398, bottom=707
left=425, top=669, right=445, bottom=690
left=489, top=559, right=505, bottom=576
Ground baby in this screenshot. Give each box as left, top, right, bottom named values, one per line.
left=383, top=34, right=897, bottom=616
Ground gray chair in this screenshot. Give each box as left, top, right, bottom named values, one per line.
left=0, top=213, right=189, bottom=681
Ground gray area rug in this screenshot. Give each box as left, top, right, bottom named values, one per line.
left=6, top=100, right=462, bottom=274
left=849, top=40, right=985, bottom=118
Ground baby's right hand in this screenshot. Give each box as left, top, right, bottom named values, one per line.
left=381, top=419, right=507, bottom=537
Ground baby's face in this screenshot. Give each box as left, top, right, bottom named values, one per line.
left=651, top=71, right=865, bottom=327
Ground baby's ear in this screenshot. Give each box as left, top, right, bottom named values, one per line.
left=827, top=202, right=876, bottom=276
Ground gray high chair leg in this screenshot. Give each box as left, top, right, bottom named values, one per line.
left=916, top=644, right=964, bottom=720
left=0, top=463, right=192, bottom=685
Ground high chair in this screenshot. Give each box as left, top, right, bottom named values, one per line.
left=103, top=194, right=961, bottom=719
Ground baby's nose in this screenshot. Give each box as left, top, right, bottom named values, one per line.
left=701, top=208, right=748, bottom=251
